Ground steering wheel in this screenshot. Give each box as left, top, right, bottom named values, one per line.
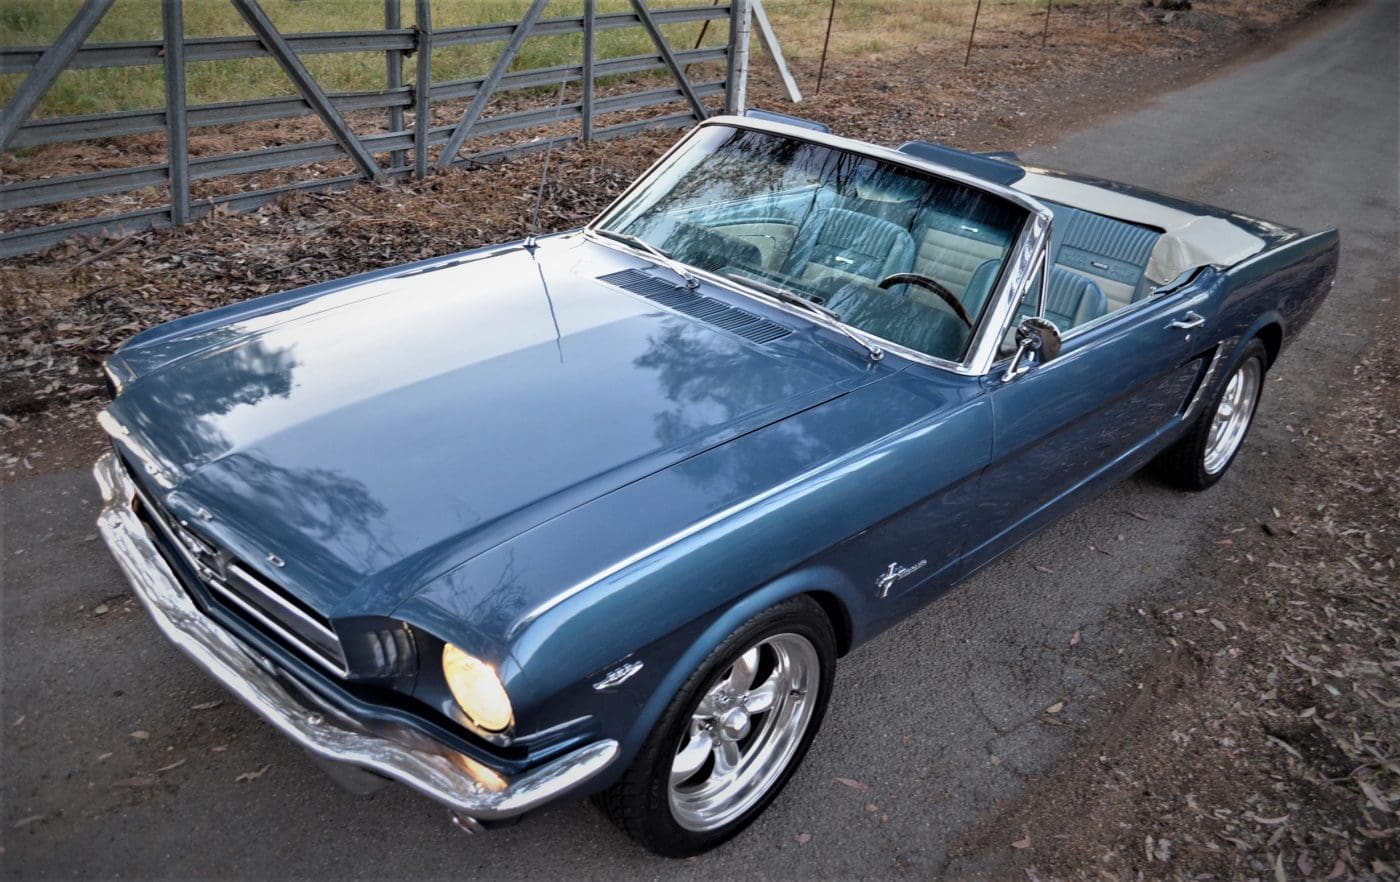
left=878, top=273, right=973, bottom=328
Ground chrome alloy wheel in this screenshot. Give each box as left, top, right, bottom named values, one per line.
left=667, top=633, right=820, bottom=832
left=1203, top=357, right=1262, bottom=475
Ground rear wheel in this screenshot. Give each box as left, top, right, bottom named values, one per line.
left=1155, top=339, right=1267, bottom=491
left=595, top=596, right=836, bottom=857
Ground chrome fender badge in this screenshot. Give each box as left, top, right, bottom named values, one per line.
left=593, top=659, right=644, bottom=691
left=875, top=559, right=927, bottom=598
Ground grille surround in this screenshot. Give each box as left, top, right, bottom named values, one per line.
left=124, top=460, right=349, bottom=677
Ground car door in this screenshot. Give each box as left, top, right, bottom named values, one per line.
left=963, top=283, right=1214, bottom=571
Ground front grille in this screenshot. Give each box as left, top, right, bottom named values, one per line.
left=124, top=460, right=349, bottom=677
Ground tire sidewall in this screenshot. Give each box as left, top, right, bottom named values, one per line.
left=1191, top=340, right=1268, bottom=488
left=633, top=597, right=836, bottom=857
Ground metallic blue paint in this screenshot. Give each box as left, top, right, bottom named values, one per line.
left=97, top=121, right=1340, bottom=820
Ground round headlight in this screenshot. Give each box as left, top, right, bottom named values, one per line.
left=442, top=644, right=513, bottom=733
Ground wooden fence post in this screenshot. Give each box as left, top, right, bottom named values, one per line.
left=965, top=0, right=983, bottom=67
left=386, top=0, right=406, bottom=171
left=162, top=0, right=189, bottom=224
left=726, top=0, right=751, bottom=113
left=815, top=0, right=836, bottom=95
left=582, top=0, right=596, bottom=142
left=413, top=0, right=432, bottom=177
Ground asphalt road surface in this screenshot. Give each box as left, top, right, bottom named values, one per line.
left=3, top=2, right=1396, bottom=877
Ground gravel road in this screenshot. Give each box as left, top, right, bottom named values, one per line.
left=2, top=0, right=1395, bottom=877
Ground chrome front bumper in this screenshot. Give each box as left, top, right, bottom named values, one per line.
left=93, top=451, right=618, bottom=821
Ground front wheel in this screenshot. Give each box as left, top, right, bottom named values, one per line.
left=1154, top=338, right=1267, bottom=491
left=595, top=596, right=836, bottom=857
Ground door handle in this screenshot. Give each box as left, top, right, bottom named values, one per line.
left=1167, top=311, right=1206, bottom=330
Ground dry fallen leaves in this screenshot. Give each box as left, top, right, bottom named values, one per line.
left=1012, top=836, right=1032, bottom=849
left=235, top=763, right=271, bottom=783
left=834, top=777, right=871, bottom=792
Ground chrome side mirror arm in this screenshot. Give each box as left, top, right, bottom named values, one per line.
left=1000, top=317, right=1062, bottom=384
left=1002, top=339, right=1038, bottom=383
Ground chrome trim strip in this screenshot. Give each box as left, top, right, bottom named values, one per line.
left=518, top=400, right=962, bottom=630
left=94, top=452, right=618, bottom=820
left=226, top=562, right=340, bottom=645
left=587, top=235, right=966, bottom=374
left=203, top=575, right=349, bottom=678
left=1181, top=342, right=1231, bottom=422
left=119, top=454, right=349, bottom=677
left=584, top=115, right=1055, bottom=377
left=519, top=470, right=807, bottom=630
left=966, top=213, right=1052, bottom=375
left=98, top=409, right=175, bottom=488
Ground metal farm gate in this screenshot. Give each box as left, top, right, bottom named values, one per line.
left=0, top=0, right=758, bottom=258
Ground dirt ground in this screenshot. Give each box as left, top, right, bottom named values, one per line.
left=952, top=317, right=1400, bottom=879
left=3, top=1, right=1395, bottom=878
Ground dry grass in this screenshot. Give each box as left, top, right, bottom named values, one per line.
left=1, top=0, right=1069, bottom=118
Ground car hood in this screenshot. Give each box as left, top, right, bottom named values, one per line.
left=106, top=237, right=864, bottom=618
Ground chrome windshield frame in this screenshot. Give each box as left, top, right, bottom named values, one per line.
left=586, top=115, right=1055, bottom=377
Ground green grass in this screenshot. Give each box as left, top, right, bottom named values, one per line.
left=0, top=0, right=1052, bottom=119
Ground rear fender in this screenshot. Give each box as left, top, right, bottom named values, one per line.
left=1221, top=228, right=1339, bottom=359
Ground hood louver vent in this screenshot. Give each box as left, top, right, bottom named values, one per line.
left=599, top=268, right=792, bottom=345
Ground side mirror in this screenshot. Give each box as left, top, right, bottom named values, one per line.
left=1002, top=317, right=1062, bottom=382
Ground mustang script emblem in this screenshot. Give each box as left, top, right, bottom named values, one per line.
left=875, top=559, right=927, bottom=598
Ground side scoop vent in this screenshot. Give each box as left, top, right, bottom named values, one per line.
left=599, top=268, right=792, bottom=345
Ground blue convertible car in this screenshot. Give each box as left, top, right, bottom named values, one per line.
left=95, top=115, right=1338, bottom=855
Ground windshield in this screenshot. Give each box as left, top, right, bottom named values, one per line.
left=596, top=125, right=1029, bottom=363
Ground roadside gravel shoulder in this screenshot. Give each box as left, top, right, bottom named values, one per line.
left=949, top=317, right=1400, bottom=879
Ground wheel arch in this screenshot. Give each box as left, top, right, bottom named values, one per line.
left=1254, top=321, right=1284, bottom=368
left=617, top=567, right=859, bottom=769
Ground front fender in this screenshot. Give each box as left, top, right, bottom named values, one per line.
left=620, top=566, right=857, bottom=764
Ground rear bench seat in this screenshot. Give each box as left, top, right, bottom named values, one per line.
left=1043, top=201, right=1161, bottom=310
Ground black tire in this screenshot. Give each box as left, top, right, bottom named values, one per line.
left=594, top=595, right=836, bottom=857
left=1154, top=339, right=1268, bottom=491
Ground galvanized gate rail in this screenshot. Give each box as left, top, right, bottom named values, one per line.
left=0, top=0, right=751, bottom=259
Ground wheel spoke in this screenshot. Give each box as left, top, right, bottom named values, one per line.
left=725, top=647, right=760, bottom=694
left=671, top=731, right=712, bottom=786
left=712, top=738, right=742, bottom=779
left=742, top=669, right=783, bottom=714
left=692, top=693, right=719, bottom=721
left=666, top=632, right=823, bottom=833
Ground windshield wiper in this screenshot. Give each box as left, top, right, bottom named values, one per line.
left=587, top=228, right=699, bottom=289
left=726, top=272, right=885, bottom=362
